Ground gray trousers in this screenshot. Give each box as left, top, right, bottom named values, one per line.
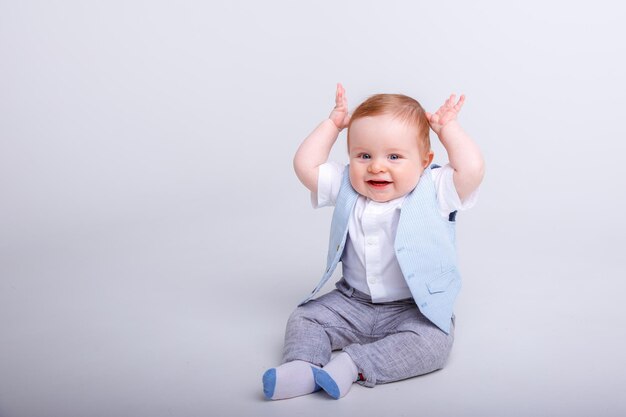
left=282, top=279, right=455, bottom=387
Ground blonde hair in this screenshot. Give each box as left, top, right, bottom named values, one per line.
left=347, top=94, right=431, bottom=155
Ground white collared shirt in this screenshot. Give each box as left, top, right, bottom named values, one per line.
left=312, top=162, right=479, bottom=302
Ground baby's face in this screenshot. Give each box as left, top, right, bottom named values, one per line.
left=348, top=113, right=433, bottom=202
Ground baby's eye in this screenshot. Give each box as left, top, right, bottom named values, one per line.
left=388, top=154, right=400, bottom=160
left=359, top=153, right=371, bottom=160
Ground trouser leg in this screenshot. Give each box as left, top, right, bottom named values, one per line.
left=282, top=289, right=376, bottom=367
left=282, top=301, right=333, bottom=366
left=344, top=315, right=455, bottom=387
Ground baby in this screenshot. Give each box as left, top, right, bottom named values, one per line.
left=263, top=84, right=484, bottom=400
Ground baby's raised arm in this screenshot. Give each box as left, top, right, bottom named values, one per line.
left=426, top=95, right=485, bottom=201
left=293, top=84, right=350, bottom=194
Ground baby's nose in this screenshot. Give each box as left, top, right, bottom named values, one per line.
left=368, top=160, right=386, bottom=173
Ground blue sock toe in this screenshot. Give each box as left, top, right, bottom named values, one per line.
left=313, top=368, right=341, bottom=399
left=262, top=368, right=276, bottom=400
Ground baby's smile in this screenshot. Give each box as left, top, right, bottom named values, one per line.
left=367, top=180, right=392, bottom=189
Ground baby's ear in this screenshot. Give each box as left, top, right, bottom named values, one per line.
left=423, top=151, right=434, bottom=168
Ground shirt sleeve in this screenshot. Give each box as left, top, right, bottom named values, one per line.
left=311, top=161, right=345, bottom=208
left=431, top=164, right=479, bottom=215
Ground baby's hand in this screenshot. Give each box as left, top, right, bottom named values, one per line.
left=426, top=94, right=465, bottom=135
left=329, top=83, right=351, bottom=131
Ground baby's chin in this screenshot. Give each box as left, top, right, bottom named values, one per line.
left=358, top=189, right=406, bottom=203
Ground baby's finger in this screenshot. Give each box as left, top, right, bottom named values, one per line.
left=454, top=94, right=465, bottom=111
left=335, top=84, right=342, bottom=101
left=340, top=83, right=347, bottom=95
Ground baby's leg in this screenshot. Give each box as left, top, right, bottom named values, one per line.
left=310, top=314, right=454, bottom=398
left=282, top=290, right=373, bottom=366
left=263, top=289, right=374, bottom=400
left=281, top=288, right=380, bottom=399
left=263, top=299, right=332, bottom=400
left=344, top=313, right=455, bottom=387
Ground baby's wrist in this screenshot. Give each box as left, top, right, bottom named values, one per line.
left=327, top=118, right=342, bottom=132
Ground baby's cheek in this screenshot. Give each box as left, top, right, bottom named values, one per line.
left=348, top=167, right=362, bottom=187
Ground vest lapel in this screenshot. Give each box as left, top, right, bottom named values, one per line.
left=299, top=168, right=357, bottom=305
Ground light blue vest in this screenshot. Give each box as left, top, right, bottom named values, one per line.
left=300, top=165, right=461, bottom=334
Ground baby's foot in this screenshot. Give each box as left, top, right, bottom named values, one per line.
left=262, top=360, right=320, bottom=400
left=313, top=352, right=358, bottom=399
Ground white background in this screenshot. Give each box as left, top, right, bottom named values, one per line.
left=1, top=1, right=625, bottom=416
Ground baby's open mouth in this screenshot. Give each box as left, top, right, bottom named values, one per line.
left=367, top=180, right=391, bottom=188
